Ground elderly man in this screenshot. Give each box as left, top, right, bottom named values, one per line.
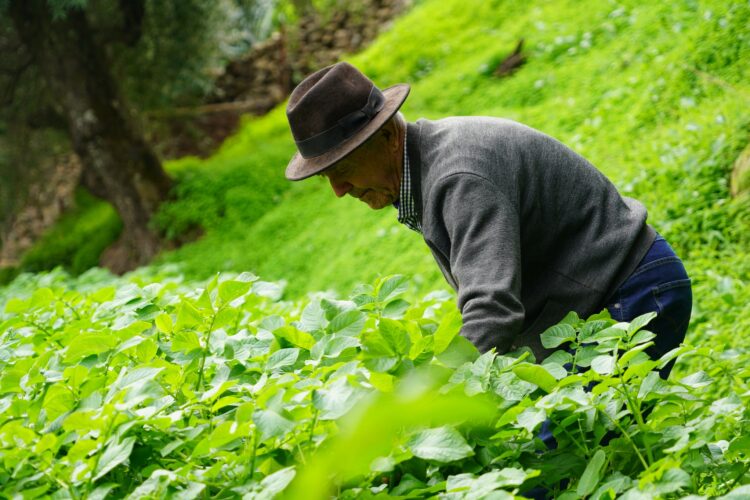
left=285, top=62, right=691, bottom=374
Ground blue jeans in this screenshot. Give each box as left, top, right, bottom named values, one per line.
left=602, top=233, right=692, bottom=379
left=526, top=234, right=692, bottom=498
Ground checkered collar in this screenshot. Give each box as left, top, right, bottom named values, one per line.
left=394, top=127, right=422, bottom=233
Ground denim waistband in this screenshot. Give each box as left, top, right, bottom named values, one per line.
left=636, top=233, right=674, bottom=266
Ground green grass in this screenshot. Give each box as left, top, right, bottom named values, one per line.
left=16, top=0, right=750, bottom=365
left=2, top=2, right=750, bottom=493
left=14, top=189, right=122, bottom=277
left=154, top=0, right=750, bottom=298
left=151, top=107, right=293, bottom=240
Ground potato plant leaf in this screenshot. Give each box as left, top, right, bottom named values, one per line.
left=299, top=300, right=327, bottom=332
left=379, top=318, right=411, bottom=356
left=512, top=363, right=557, bottom=393
left=175, top=301, right=204, bottom=330
left=171, top=330, right=202, bottom=354
left=540, top=324, right=576, bottom=349
left=407, top=426, right=474, bottom=463
left=591, top=355, right=616, bottom=376
left=273, top=326, right=315, bottom=350
left=626, top=312, right=657, bottom=336
left=516, top=407, right=546, bottom=432
left=577, top=449, right=606, bottom=497
left=313, top=378, right=366, bottom=420
left=94, top=436, right=136, bottom=480
left=329, top=309, right=366, bottom=336
left=253, top=409, right=295, bottom=441
left=64, top=333, right=118, bottom=363
left=266, top=348, right=299, bottom=372
left=376, top=275, right=409, bottom=303
left=436, top=335, right=478, bottom=368
left=433, top=309, right=461, bottom=354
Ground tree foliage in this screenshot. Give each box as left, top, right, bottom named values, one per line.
left=0, top=0, right=270, bottom=269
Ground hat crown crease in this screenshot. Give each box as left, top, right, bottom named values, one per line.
left=287, top=62, right=374, bottom=142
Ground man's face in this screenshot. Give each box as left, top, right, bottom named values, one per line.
left=320, top=123, right=402, bottom=210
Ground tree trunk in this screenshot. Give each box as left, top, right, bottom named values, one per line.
left=8, top=0, right=172, bottom=272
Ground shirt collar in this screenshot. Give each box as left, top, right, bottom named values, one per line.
left=395, top=126, right=422, bottom=234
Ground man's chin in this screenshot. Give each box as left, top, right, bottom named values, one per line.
left=362, top=196, right=392, bottom=210
left=358, top=191, right=392, bottom=210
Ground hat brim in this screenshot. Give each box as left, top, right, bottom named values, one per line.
left=285, top=83, right=410, bottom=181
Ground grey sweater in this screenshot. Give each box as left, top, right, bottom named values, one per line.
left=405, top=117, right=655, bottom=359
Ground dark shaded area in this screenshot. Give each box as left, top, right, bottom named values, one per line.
left=494, top=39, right=526, bottom=77
left=0, top=0, right=409, bottom=279
left=8, top=0, right=172, bottom=273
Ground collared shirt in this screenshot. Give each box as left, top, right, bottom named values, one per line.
left=395, top=129, right=422, bottom=233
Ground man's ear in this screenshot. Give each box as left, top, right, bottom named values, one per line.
left=380, top=120, right=395, bottom=140
left=381, top=118, right=400, bottom=154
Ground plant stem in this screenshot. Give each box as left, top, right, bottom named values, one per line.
left=28, top=320, right=63, bottom=349
left=614, top=340, right=654, bottom=465
left=577, top=419, right=591, bottom=454
left=196, top=311, right=219, bottom=391
left=308, top=408, right=319, bottom=447
left=559, top=421, right=588, bottom=455
left=248, top=430, right=258, bottom=481
left=61, top=299, right=81, bottom=320
left=296, top=442, right=307, bottom=465
left=571, top=341, right=580, bottom=373
left=86, top=414, right=116, bottom=494
left=601, top=408, right=649, bottom=470
left=727, top=460, right=750, bottom=490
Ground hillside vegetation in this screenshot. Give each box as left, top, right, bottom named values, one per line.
left=14, top=0, right=750, bottom=384
left=152, top=0, right=750, bottom=304
left=1, top=269, right=749, bottom=498
left=2, top=0, right=750, bottom=497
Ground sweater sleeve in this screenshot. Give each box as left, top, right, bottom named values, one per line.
left=427, top=172, right=524, bottom=354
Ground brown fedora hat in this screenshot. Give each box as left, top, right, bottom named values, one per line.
left=285, top=62, right=410, bottom=181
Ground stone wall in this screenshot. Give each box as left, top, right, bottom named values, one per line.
left=154, top=0, right=409, bottom=158
left=0, top=154, right=81, bottom=267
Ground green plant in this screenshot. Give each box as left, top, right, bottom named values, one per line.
left=19, top=189, right=122, bottom=275
left=1, top=271, right=748, bottom=498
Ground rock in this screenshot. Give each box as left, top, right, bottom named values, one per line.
left=731, top=143, right=750, bottom=198
left=0, top=153, right=82, bottom=268
left=157, top=0, right=411, bottom=159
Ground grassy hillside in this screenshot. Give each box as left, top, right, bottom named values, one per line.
left=11, top=0, right=750, bottom=346
left=2, top=1, right=750, bottom=496
left=154, top=0, right=749, bottom=300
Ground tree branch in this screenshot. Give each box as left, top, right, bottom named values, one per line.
left=145, top=98, right=277, bottom=118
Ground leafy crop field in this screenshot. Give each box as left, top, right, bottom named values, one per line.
left=2, top=0, right=750, bottom=498
left=1, top=270, right=749, bottom=498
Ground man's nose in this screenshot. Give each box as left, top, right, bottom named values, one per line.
left=329, top=177, right=353, bottom=198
